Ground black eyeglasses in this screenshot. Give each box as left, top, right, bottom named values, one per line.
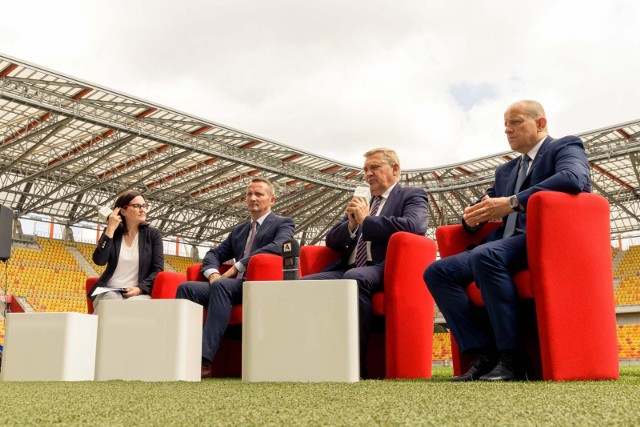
left=124, top=204, right=150, bottom=211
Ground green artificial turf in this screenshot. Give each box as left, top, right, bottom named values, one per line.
left=0, top=366, right=639, bottom=426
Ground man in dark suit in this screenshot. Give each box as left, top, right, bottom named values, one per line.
left=424, top=100, right=591, bottom=381
left=176, top=177, right=295, bottom=378
left=303, top=148, right=429, bottom=377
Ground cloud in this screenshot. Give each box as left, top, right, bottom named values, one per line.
left=1, top=0, right=638, bottom=169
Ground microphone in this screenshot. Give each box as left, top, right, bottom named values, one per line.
left=351, top=185, right=371, bottom=219
left=282, top=239, right=300, bottom=280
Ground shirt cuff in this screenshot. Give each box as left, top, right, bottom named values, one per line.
left=234, top=261, right=246, bottom=273
left=203, top=268, right=220, bottom=279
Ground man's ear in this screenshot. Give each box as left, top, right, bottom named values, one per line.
left=537, top=117, right=547, bottom=132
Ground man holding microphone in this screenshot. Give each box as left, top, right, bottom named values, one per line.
left=302, top=148, right=429, bottom=378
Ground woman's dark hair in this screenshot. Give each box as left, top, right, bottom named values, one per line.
left=113, top=190, right=146, bottom=233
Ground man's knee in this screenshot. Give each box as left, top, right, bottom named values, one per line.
left=423, top=262, right=438, bottom=289
left=468, top=245, right=500, bottom=271
left=343, top=269, right=365, bottom=286
left=424, top=258, right=452, bottom=287
left=176, top=281, right=202, bottom=299
left=175, top=283, right=188, bottom=298
left=209, top=279, right=240, bottom=302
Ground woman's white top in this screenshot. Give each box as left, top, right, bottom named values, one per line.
left=107, top=232, right=139, bottom=289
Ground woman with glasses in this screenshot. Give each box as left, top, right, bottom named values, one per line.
left=88, top=190, right=164, bottom=313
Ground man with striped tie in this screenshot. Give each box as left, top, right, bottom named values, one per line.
left=424, top=100, right=591, bottom=382
left=303, top=148, right=429, bottom=378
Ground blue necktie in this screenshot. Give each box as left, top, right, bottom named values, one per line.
left=355, top=196, right=382, bottom=267
left=503, top=155, right=530, bottom=238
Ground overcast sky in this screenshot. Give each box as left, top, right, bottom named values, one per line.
left=1, top=0, right=638, bottom=169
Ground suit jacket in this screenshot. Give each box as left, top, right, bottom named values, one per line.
left=200, top=211, right=295, bottom=275
left=325, top=184, right=429, bottom=268
left=88, top=224, right=164, bottom=298
left=470, top=135, right=591, bottom=242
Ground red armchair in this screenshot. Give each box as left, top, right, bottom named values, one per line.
left=149, top=254, right=283, bottom=377
left=435, top=192, right=619, bottom=381
left=85, top=271, right=187, bottom=314
left=299, top=231, right=437, bottom=379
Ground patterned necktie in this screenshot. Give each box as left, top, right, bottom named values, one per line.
left=503, top=155, right=531, bottom=238
left=355, top=196, right=382, bottom=267
left=237, top=221, right=258, bottom=279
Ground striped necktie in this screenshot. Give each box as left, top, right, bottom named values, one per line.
left=355, top=196, right=382, bottom=267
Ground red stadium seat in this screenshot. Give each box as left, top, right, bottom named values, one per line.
left=435, top=192, right=619, bottom=381
left=299, top=231, right=437, bottom=379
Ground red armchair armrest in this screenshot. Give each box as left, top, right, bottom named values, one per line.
left=527, top=192, right=618, bottom=380
left=384, top=232, right=438, bottom=378
left=151, top=271, right=188, bottom=299
left=299, top=245, right=340, bottom=277
left=435, top=221, right=502, bottom=258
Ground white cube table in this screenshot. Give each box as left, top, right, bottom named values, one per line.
left=0, top=312, right=98, bottom=381
left=95, top=299, right=202, bottom=382
left=242, top=279, right=359, bottom=382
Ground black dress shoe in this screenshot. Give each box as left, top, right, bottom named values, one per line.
left=479, top=352, right=516, bottom=381
left=450, top=354, right=495, bottom=382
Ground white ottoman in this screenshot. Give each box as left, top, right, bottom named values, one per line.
left=94, top=299, right=202, bottom=381
left=242, top=279, right=359, bottom=382
left=0, top=312, right=98, bottom=381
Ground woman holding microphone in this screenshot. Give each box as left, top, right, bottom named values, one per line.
left=88, top=190, right=164, bottom=313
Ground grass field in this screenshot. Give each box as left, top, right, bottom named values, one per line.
left=1, top=366, right=639, bottom=425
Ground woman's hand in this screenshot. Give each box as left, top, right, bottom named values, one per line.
left=105, top=208, right=122, bottom=237
left=122, top=287, right=142, bottom=298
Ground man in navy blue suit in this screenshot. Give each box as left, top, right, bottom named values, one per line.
left=303, top=148, right=429, bottom=377
left=424, top=100, right=591, bottom=381
left=176, top=177, right=295, bottom=378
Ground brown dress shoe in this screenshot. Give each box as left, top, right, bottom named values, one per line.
left=201, top=364, right=212, bottom=379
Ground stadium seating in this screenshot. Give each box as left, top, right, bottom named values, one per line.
left=66, top=241, right=107, bottom=275
left=299, top=231, right=438, bottom=379
left=617, top=324, right=640, bottom=360
left=148, top=254, right=283, bottom=377
left=432, top=332, right=452, bottom=363
left=164, top=254, right=196, bottom=274
left=615, top=276, right=640, bottom=305
left=612, top=247, right=620, bottom=259
left=435, top=192, right=619, bottom=381
left=613, top=245, right=640, bottom=279
left=1, top=238, right=87, bottom=314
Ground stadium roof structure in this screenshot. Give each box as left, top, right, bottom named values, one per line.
left=1, top=53, right=640, bottom=247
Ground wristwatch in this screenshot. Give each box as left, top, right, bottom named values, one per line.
left=508, top=195, right=521, bottom=212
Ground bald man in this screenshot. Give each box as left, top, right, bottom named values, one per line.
left=424, top=100, right=590, bottom=381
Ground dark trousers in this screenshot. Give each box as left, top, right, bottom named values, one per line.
left=302, top=264, right=384, bottom=376
left=176, top=278, right=243, bottom=363
left=424, top=234, right=528, bottom=353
